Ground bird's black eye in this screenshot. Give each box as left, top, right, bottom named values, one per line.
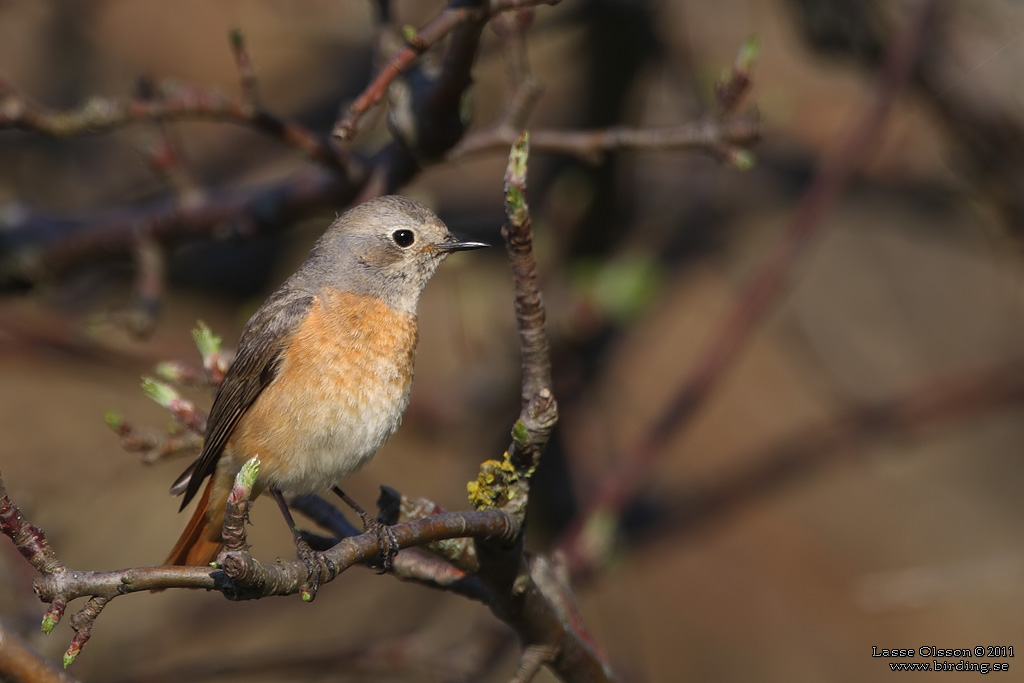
left=392, top=229, right=415, bottom=248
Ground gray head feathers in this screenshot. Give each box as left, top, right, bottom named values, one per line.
left=294, top=195, right=487, bottom=314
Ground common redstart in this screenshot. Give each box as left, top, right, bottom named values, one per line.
left=165, top=195, right=487, bottom=567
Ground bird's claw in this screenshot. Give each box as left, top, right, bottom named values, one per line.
left=360, top=513, right=399, bottom=573
left=295, top=537, right=326, bottom=601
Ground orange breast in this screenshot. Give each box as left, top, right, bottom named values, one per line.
left=230, top=289, right=419, bottom=493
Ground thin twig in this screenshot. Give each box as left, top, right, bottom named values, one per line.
left=106, top=415, right=201, bottom=466
left=453, top=37, right=759, bottom=164
left=63, top=597, right=108, bottom=668
left=0, top=79, right=342, bottom=170
left=714, top=37, right=757, bottom=118
left=101, top=80, right=182, bottom=338
left=229, top=30, right=260, bottom=107
left=451, top=114, right=760, bottom=163
left=491, top=8, right=543, bottom=131
left=509, top=644, right=556, bottom=683
left=123, top=238, right=165, bottom=338
left=504, top=134, right=552, bottom=413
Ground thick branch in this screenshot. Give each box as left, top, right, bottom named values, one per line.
left=1, top=167, right=362, bottom=289
left=20, top=510, right=517, bottom=602
left=289, top=492, right=492, bottom=603
left=0, top=623, right=76, bottom=683
left=476, top=544, right=616, bottom=683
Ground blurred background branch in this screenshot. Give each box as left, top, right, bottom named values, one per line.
left=558, top=0, right=936, bottom=578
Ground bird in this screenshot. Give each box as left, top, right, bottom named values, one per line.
left=165, top=195, right=487, bottom=568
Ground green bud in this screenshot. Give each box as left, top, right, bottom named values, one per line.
left=730, top=148, right=756, bottom=171
left=103, top=410, right=123, bottom=430
left=236, top=457, right=260, bottom=489
left=192, top=321, right=222, bottom=360
left=512, top=420, right=530, bottom=447
left=141, top=377, right=178, bottom=408
left=504, top=133, right=531, bottom=224
left=737, top=35, right=759, bottom=73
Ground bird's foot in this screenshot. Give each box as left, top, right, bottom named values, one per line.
left=331, top=486, right=399, bottom=573
left=360, top=512, right=399, bottom=574
left=295, top=536, right=327, bottom=602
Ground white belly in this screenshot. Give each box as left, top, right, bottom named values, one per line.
left=270, top=375, right=412, bottom=492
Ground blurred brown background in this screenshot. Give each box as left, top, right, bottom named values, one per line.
left=2, top=1, right=1024, bottom=681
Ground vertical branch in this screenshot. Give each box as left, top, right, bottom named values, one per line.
left=467, top=133, right=616, bottom=683
left=503, top=132, right=552, bottom=410
left=135, top=76, right=202, bottom=205
left=449, top=9, right=542, bottom=158
left=493, top=9, right=542, bottom=126
left=123, top=237, right=165, bottom=338
left=469, top=131, right=557, bottom=512
left=229, top=30, right=260, bottom=108
left=221, top=458, right=260, bottom=555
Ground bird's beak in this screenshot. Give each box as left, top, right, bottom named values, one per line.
left=438, top=235, right=489, bottom=253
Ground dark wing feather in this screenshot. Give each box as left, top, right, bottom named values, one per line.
left=174, top=289, right=315, bottom=510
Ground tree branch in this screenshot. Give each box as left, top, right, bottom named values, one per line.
left=657, top=357, right=1024, bottom=539
left=451, top=113, right=760, bottom=164
left=464, top=133, right=617, bottom=683
left=0, top=167, right=362, bottom=289
left=5, top=474, right=514, bottom=597
left=0, top=622, right=77, bottom=683
left=0, top=78, right=344, bottom=170
left=1, top=465, right=520, bottom=662
left=289, top=491, right=493, bottom=603
left=332, top=0, right=559, bottom=141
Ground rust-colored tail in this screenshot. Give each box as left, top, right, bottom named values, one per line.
left=165, top=475, right=225, bottom=567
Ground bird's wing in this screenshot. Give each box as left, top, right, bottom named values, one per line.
left=174, top=289, right=316, bottom=509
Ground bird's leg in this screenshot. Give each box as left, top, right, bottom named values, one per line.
left=332, top=486, right=399, bottom=573
left=270, top=488, right=326, bottom=600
